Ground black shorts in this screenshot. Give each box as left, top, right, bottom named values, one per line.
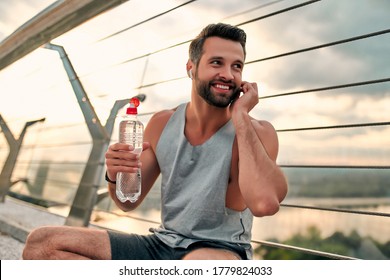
left=108, top=231, right=248, bottom=260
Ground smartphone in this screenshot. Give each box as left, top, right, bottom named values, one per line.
left=229, top=87, right=242, bottom=105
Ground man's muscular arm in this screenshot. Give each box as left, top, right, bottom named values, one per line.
left=231, top=82, right=287, bottom=217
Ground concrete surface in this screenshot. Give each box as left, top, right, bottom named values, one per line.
left=0, top=197, right=66, bottom=260
left=0, top=231, right=24, bottom=260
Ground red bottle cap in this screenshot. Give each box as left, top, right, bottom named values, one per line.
left=126, top=97, right=140, bottom=114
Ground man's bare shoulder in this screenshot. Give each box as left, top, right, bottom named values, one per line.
left=250, top=118, right=279, bottom=160
left=249, top=117, right=276, bottom=132
left=144, top=107, right=178, bottom=147
left=148, top=107, right=177, bottom=126
left=255, top=119, right=276, bottom=132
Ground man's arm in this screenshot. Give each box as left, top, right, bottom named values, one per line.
left=231, top=82, right=288, bottom=217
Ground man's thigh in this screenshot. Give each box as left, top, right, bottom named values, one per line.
left=108, top=231, right=174, bottom=260
left=107, top=232, right=247, bottom=260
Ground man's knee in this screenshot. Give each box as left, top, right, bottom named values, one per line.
left=23, top=226, right=57, bottom=259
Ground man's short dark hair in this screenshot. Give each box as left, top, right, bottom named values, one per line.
left=189, top=23, right=247, bottom=66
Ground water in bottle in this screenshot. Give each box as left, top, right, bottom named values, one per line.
left=116, top=97, right=144, bottom=203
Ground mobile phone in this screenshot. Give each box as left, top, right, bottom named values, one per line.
left=229, top=87, right=242, bottom=105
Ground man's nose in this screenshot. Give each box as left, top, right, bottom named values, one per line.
left=218, top=66, right=234, bottom=80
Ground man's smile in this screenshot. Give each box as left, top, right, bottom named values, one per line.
left=211, top=82, right=235, bottom=93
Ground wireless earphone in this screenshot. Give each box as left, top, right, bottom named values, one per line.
left=188, top=69, right=193, bottom=79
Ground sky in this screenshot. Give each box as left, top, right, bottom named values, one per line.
left=0, top=0, right=56, bottom=42
left=0, top=0, right=389, bottom=168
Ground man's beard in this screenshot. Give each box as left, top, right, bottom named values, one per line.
left=196, top=78, right=241, bottom=108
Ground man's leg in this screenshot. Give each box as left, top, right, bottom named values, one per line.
left=182, top=248, right=241, bottom=260
left=23, top=226, right=111, bottom=260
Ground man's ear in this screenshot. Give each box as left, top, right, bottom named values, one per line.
left=186, top=60, right=194, bottom=79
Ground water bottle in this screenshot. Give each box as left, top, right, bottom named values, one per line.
left=116, top=97, right=144, bottom=203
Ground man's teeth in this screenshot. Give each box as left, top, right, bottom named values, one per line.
left=215, top=84, right=230, bottom=90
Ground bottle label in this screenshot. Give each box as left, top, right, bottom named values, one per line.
left=119, top=120, right=144, bottom=153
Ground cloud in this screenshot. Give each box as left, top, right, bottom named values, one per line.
left=240, top=0, right=390, bottom=98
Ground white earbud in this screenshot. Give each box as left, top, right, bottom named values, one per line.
left=188, top=69, right=193, bottom=79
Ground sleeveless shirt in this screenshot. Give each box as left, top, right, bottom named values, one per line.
left=153, top=103, right=253, bottom=259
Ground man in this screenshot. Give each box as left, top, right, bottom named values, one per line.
left=23, top=23, right=287, bottom=260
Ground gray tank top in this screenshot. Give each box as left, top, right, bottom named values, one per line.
left=153, top=103, right=253, bottom=259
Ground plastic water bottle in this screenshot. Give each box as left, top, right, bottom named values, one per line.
left=116, top=97, right=144, bottom=203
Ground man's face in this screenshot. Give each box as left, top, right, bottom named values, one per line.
left=193, top=37, right=245, bottom=108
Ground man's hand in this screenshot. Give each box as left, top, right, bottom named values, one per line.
left=105, top=142, right=150, bottom=182
left=230, top=81, right=259, bottom=116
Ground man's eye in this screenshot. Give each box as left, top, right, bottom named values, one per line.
left=211, top=60, right=221, bottom=65
left=233, top=64, right=243, bottom=69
